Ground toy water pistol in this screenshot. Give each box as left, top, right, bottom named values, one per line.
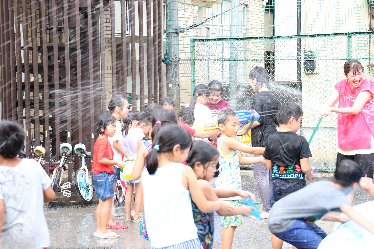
left=235, top=110, right=260, bottom=125
left=240, top=197, right=262, bottom=221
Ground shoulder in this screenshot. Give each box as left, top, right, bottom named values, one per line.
left=197, top=179, right=212, bottom=189
left=334, top=79, right=348, bottom=92
left=360, top=78, right=374, bottom=93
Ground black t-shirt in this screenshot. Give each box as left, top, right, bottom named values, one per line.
left=264, top=131, right=312, bottom=184
left=251, top=91, right=279, bottom=147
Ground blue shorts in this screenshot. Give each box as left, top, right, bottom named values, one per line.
left=114, top=166, right=121, bottom=181
left=273, top=220, right=327, bottom=249
left=93, top=172, right=115, bottom=201
left=123, top=178, right=140, bottom=184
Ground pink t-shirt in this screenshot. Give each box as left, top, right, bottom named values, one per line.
left=335, top=78, right=374, bottom=149
left=205, top=98, right=232, bottom=117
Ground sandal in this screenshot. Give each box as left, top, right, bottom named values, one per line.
left=112, top=222, right=128, bottom=230
left=96, top=231, right=119, bottom=239
left=133, top=216, right=142, bottom=223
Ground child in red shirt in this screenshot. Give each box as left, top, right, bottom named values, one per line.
left=93, top=114, right=125, bottom=239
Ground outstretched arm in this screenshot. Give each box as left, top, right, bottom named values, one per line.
left=194, top=129, right=220, bottom=139
left=224, top=138, right=265, bottom=155
left=340, top=204, right=374, bottom=234
left=239, top=153, right=265, bottom=165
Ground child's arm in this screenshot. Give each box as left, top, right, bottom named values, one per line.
left=224, top=138, right=265, bottom=155
left=340, top=204, right=374, bottom=234
left=214, top=188, right=256, bottom=202
left=198, top=180, right=254, bottom=217
left=300, top=158, right=314, bottom=181
left=0, top=199, right=4, bottom=241
left=112, top=141, right=134, bottom=161
left=321, top=213, right=350, bottom=223
left=265, top=159, right=272, bottom=170
left=193, top=129, right=220, bottom=139
left=238, top=153, right=265, bottom=165
left=131, top=139, right=148, bottom=180
left=43, top=187, right=56, bottom=203
left=98, top=158, right=125, bottom=169
left=183, top=166, right=234, bottom=213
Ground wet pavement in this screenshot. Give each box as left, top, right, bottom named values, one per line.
left=45, top=170, right=372, bottom=249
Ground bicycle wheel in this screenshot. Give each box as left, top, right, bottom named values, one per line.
left=74, top=168, right=93, bottom=203
left=51, top=167, right=63, bottom=192
left=114, top=180, right=126, bottom=206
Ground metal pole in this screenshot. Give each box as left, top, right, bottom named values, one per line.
left=297, top=0, right=302, bottom=89
left=166, top=0, right=180, bottom=109
left=229, top=0, right=239, bottom=110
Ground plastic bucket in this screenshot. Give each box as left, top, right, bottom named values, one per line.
left=122, top=161, right=135, bottom=180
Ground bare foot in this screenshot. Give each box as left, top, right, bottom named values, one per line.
left=260, top=211, right=269, bottom=219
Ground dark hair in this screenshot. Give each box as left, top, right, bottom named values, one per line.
left=208, top=80, right=223, bottom=94
left=161, top=97, right=175, bottom=107
left=151, top=109, right=178, bottom=140
left=177, top=107, right=194, bottom=126
left=186, top=140, right=219, bottom=169
left=276, top=102, right=303, bottom=125
left=190, top=84, right=210, bottom=115
left=122, top=112, right=139, bottom=136
left=95, top=113, right=117, bottom=135
left=108, top=95, right=127, bottom=114
left=146, top=124, right=192, bottom=175
left=138, top=112, right=152, bottom=126
left=344, top=59, right=364, bottom=76
left=217, top=108, right=237, bottom=125
left=249, top=66, right=270, bottom=89
left=0, top=120, right=25, bottom=158
left=332, top=160, right=363, bottom=187
left=145, top=103, right=163, bottom=114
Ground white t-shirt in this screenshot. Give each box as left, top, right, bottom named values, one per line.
left=194, top=103, right=214, bottom=125
left=0, top=159, right=52, bottom=249
left=108, top=120, right=123, bottom=162
left=122, top=128, right=145, bottom=158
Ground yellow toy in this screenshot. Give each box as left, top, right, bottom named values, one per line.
left=122, top=160, right=135, bottom=180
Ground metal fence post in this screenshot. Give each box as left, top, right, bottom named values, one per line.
left=190, top=38, right=196, bottom=97
left=166, top=0, right=180, bottom=108
left=347, top=33, right=352, bottom=60
left=229, top=0, right=239, bottom=110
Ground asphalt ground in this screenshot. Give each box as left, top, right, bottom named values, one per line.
left=45, top=170, right=372, bottom=249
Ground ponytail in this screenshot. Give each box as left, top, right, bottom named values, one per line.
left=146, top=124, right=192, bottom=175
left=150, top=109, right=178, bottom=139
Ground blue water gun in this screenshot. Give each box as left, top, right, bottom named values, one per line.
left=235, top=110, right=260, bottom=136
left=243, top=197, right=262, bottom=221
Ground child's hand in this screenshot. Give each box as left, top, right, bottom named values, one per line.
left=116, top=161, right=125, bottom=169
left=236, top=190, right=256, bottom=203
left=259, top=156, right=266, bottom=163
left=126, top=155, right=135, bottom=161
left=219, top=201, right=234, bottom=212
left=240, top=205, right=254, bottom=217
left=340, top=216, right=351, bottom=223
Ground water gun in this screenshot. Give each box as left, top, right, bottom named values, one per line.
left=242, top=197, right=262, bottom=221
left=193, top=117, right=218, bottom=131
left=235, top=110, right=260, bottom=137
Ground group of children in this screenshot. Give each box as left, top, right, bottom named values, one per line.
left=1, top=61, right=374, bottom=249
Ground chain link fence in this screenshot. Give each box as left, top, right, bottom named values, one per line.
left=190, top=32, right=374, bottom=169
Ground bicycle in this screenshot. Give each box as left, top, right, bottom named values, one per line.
left=73, top=143, right=94, bottom=203
left=50, top=143, right=73, bottom=197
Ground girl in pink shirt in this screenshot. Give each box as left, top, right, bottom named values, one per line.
left=320, top=59, right=374, bottom=203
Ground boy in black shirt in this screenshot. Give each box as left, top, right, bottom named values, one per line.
left=264, top=102, right=314, bottom=249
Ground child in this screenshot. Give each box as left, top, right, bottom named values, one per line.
left=92, top=114, right=125, bottom=239
left=0, top=121, right=55, bottom=248
left=205, top=80, right=232, bottom=117
left=268, top=159, right=374, bottom=249
left=122, top=112, right=152, bottom=222
left=107, top=96, right=131, bottom=229
left=177, top=106, right=219, bottom=139
left=186, top=140, right=255, bottom=249
left=161, top=97, right=175, bottom=111
left=248, top=66, right=279, bottom=213
left=190, top=84, right=215, bottom=128
left=264, top=102, right=314, bottom=249
left=216, top=108, right=265, bottom=249
left=142, top=124, right=234, bottom=248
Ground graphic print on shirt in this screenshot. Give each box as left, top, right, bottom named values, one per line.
left=272, top=164, right=304, bottom=179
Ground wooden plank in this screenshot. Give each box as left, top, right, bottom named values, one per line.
left=76, top=0, right=82, bottom=143
left=110, top=0, right=117, bottom=95
left=63, top=0, right=71, bottom=146
left=10, top=0, right=16, bottom=121
left=153, top=0, right=158, bottom=103
left=31, top=0, right=40, bottom=146
left=158, top=0, right=163, bottom=101
left=51, top=0, right=60, bottom=157
left=130, top=0, right=136, bottom=111
left=100, top=0, right=106, bottom=112
left=121, top=0, right=127, bottom=98
left=138, top=0, right=145, bottom=110
left=22, top=0, right=31, bottom=158
left=15, top=0, right=23, bottom=125
left=146, top=0, right=152, bottom=104
left=40, top=0, right=50, bottom=167
left=0, top=0, right=5, bottom=120
left=87, top=0, right=95, bottom=156
left=4, top=0, right=10, bottom=120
